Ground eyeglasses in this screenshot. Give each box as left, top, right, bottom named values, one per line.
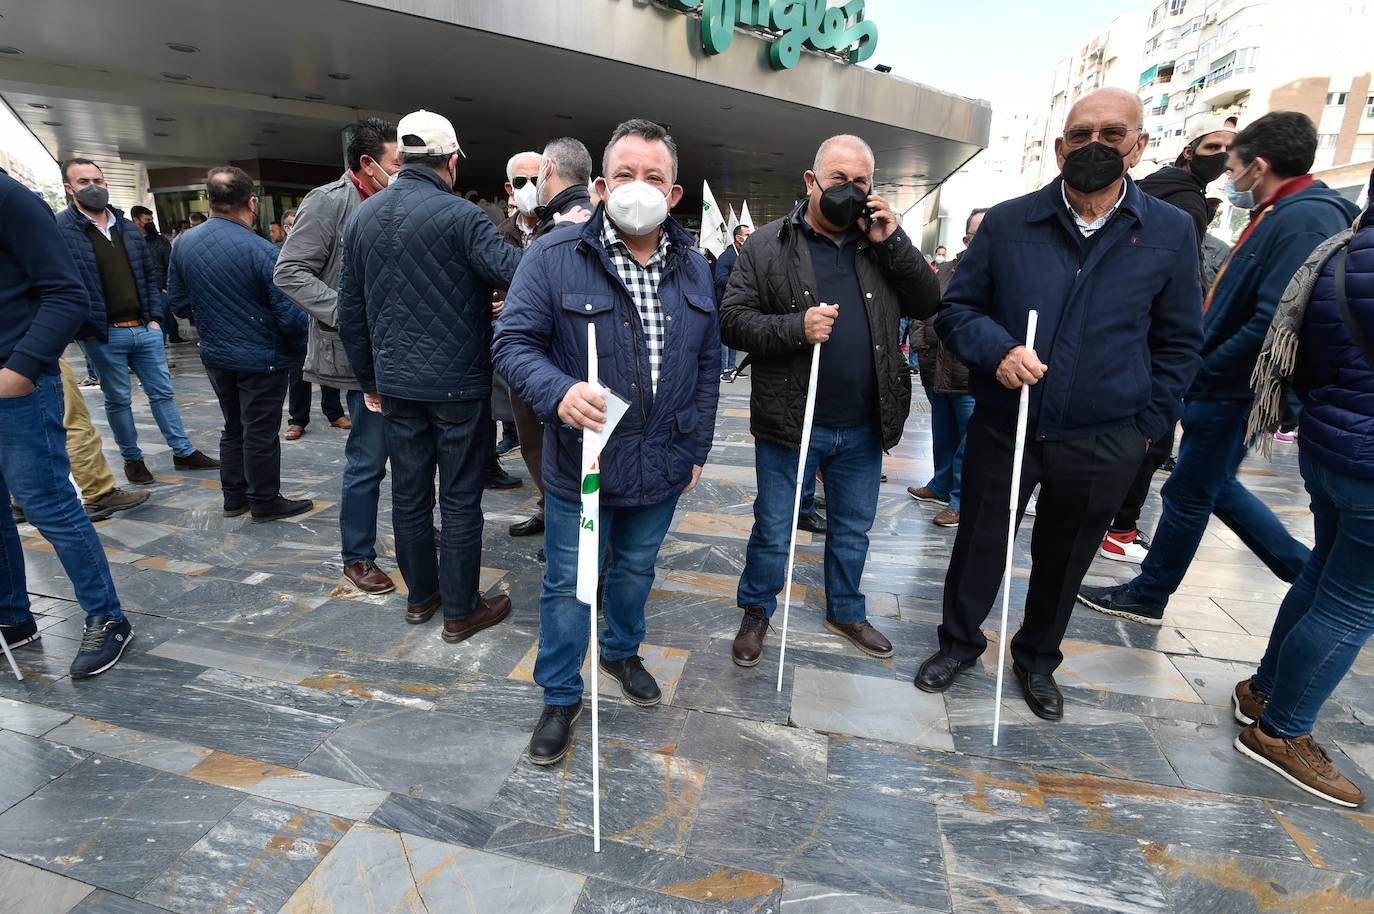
left=510, top=175, right=538, bottom=189
left=1063, top=125, right=1140, bottom=148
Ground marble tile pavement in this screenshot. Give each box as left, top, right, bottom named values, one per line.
left=0, top=345, right=1372, bottom=912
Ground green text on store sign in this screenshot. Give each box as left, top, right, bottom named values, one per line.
left=665, top=0, right=878, bottom=70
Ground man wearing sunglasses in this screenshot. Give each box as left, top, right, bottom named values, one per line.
left=916, top=88, right=1203, bottom=721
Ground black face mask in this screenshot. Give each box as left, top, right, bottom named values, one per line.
left=1189, top=150, right=1229, bottom=184
left=1061, top=142, right=1126, bottom=194
left=818, top=180, right=869, bottom=229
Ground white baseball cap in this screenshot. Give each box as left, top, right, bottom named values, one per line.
left=397, top=109, right=465, bottom=157
left=1188, top=118, right=1237, bottom=145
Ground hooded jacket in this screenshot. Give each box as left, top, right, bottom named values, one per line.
left=1137, top=165, right=1209, bottom=245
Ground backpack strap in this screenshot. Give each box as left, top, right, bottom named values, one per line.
left=1334, top=247, right=1374, bottom=369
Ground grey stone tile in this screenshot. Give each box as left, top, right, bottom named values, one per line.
left=779, top=881, right=944, bottom=914
left=938, top=805, right=1169, bottom=912
left=0, top=850, right=94, bottom=914
left=0, top=695, right=72, bottom=736
left=44, top=716, right=213, bottom=776
left=685, top=768, right=948, bottom=911
left=674, top=709, right=827, bottom=782
left=484, top=819, right=783, bottom=913
left=1267, top=801, right=1374, bottom=875
left=64, top=890, right=175, bottom=913
left=1144, top=841, right=1374, bottom=912
left=671, top=638, right=795, bottom=724
left=147, top=626, right=349, bottom=684
left=301, top=702, right=526, bottom=810
left=432, top=670, right=547, bottom=726
left=367, top=793, right=501, bottom=848
left=298, top=655, right=473, bottom=710
left=33, top=651, right=210, bottom=727
left=1169, top=654, right=1257, bottom=709
left=790, top=667, right=953, bottom=750
left=572, top=878, right=725, bottom=913
left=183, top=749, right=389, bottom=819
left=136, top=796, right=351, bottom=913
left=0, top=729, right=88, bottom=813
left=0, top=757, right=242, bottom=895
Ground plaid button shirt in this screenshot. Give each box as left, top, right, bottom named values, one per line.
left=601, top=218, right=671, bottom=394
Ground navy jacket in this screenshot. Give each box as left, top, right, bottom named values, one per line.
left=0, top=169, right=91, bottom=380
left=937, top=177, right=1203, bottom=444
left=168, top=216, right=307, bottom=372
left=493, top=206, right=720, bottom=508
left=713, top=243, right=739, bottom=302
left=337, top=164, right=522, bottom=400
left=1299, top=203, right=1374, bottom=479
left=1195, top=181, right=1360, bottom=401
left=54, top=203, right=163, bottom=342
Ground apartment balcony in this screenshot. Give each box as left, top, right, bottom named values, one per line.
left=1200, top=65, right=1255, bottom=106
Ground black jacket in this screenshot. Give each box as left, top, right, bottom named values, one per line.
left=1137, top=166, right=1208, bottom=246
left=144, top=228, right=172, bottom=290
left=719, top=202, right=941, bottom=450
left=534, top=184, right=593, bottom=239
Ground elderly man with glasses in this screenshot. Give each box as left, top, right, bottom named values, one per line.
left=913, top=88, right=1204, bottom=721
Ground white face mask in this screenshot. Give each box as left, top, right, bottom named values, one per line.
left=372, top=160, right=399, bottom=189
left=605, top=180, right=669, bottom=236
left=513, top=181, right=539, bottom=217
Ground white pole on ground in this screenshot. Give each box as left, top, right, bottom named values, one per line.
left=993, top=310, right=1038, bottom=747
left=776, top=335, right=823, bottom=693
left=0, top=633, right=22, bottom=681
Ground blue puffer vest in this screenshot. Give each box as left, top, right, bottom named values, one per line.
left=54, top=204, right=162, bottom=341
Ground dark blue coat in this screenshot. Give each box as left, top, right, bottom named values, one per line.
left=54, top=203, right=162, bottom=342
left=936, top=176, right=1203, bottom=443
left=1195, top=181, right=1359, bottom=401
left=167, top=216, right=306, bottom=372
left=713, top=243, right=739, bottom=302
left=337, top=164, right=522, bottom=400
left=1299, top=207, right=1374, bottom=479
left=492, top=206, right=720, bottom=508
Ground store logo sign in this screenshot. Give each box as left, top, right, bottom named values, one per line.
left=665, top=0, right=878, bottom=70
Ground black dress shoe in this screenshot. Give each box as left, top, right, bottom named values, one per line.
left=251, top=496, right=314, bottom=522
left=484, top=457, right=523, bottom=490
left=509, top=514, right=545, bottom=537
left=915, top=651, right=976, bottom=693
left=529, top=700, right=583, bottom=765
left=1014, top=664, right=1063, bottom=720
left=796, top=511, right=827, bottom=534
left=598, top=654, right=661, bottom=706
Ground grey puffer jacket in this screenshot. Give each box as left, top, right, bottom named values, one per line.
left=719, top=202, right=941, bottom=451
left=273, top=172, right=362, bottom=390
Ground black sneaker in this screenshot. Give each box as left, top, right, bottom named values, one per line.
left=598, top=654, right=661, bottom=706
left=484, top=460, right=523, bottom=490
left=1, top=616, right=40, bottom=650
left=1076, top=583, right=1165, bottom=626
left=528, top=700, right=583, bottom=766
left=70, top=615, right=133, bottom=678
left=251, top=496, right=314, bottom=522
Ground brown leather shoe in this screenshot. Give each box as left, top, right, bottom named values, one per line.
left=124, top=460, right=155, bottom=485
left=825, top=618, right=894, bottom=658
left=330, top=416, right=353, bottom=429
left=933, top=507, right=960, bottom=527
left=732, top=606, right=769, bottom=667
left=443, top=593, right=511, bottom=643
left=907, top=486, right=949, bottom=505
left=284, top=424, right=305, bottom=441
left=405, top=594, right=441, bottom=625
left=344, top=559, right=395, bottom=595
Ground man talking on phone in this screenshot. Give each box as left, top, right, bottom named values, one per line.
left=720, top=134, right=940, bottom=669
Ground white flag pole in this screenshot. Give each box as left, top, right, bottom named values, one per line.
left=776, top=333, right=824, bottom=693
left=580, top=323, right=602, bottom=852
left=0, top=630, right=22, bottom=680
left=993, top=310, right=1038, bottom=747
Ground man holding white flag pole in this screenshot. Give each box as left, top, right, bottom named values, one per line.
left=494, top=118, right=719, bottom=770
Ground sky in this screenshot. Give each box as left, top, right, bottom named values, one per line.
left=861, top=0, right=1137, bottom=115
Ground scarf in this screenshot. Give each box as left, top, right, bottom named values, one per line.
left=1245, top=229, right=1353, bottom=457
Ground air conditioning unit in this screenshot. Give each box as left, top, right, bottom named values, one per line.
left=1367, top=105, right=1374, bottom=118
left=1174, top=100, right=1187, bottom=109
left=1204, top=12, right=1219, bottom=24
left=1179, top=62, right=1194, bottom=72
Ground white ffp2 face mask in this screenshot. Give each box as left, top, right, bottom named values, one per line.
left=513, top=181, right=539, bottom=217
left=605, top=180, right=669, bottom=236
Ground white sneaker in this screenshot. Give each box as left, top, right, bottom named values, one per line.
left=1100, top=529, right=1150, bottom=564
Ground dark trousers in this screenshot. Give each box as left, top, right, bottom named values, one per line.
left=1109, top=426, right=1176, bottom=533
left=938, top=414, right=1141, bottom=674
left=287, top=369, right=344, bottom=427
left=510, top=390, right=545, bottom=513
left=205, top=366, right=289, bottom=509
left=382, top=395, right=491, bottom=623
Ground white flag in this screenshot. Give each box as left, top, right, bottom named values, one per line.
left=726, top=204, right=740, bottom=237
left=577, top=326, right=628, bottom=604
left=739, top=200, right=755, bottom=231
left=700, top=181, right=728, bottom=258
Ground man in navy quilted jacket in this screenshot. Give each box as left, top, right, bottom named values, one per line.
left=338, top=110, right=521, bottom=644
left=169, top=166, right=313, bottom=523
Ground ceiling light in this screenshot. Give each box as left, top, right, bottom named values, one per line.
left=262, top=128, right=279, bottom=134
left=166, top=42, right=199, bottom=53
left=555, top=114, right=574, bottom=120
left=162, top=72, right=191, bottom=81
left=453, top=96, right=474, bottom=102
left=304, top=93, right=326, bottom=100
left=0, top=47, right=22, bottom=55
left=41, top=120, right=63, bottom=127
left=152, top=131, right=170, bottom=137
left=327, top=72, right=351, bottom=81
left=248, top=141, right=265, bottom=147
left=28, top=103, right=50, bottom=110
left=155, top=116, right=177, bottom=122
left=719, top=105, right=734, bottom=110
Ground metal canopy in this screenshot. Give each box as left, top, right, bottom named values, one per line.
left=0, top=0, right=990, bottom=225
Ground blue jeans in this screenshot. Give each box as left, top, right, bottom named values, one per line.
left=1129, top=398, right=1310, bottom=608
left=381, top=395, right=489, bottom=623
left=738, top=424, right=882, bottom=623
left=79, top=325, right=194, bottom=461
left=159, top=292, right=183, bottom=342
left=923, top=389, right=974, bottom=511
left=0, top=373, right=122, bottom=625
left=720, top=345, right=737, bottom=372
left=340, top=390, right=389, bottom=565
left=1253, top=452, right=1374, bottom=736
left=536, top=490, right=680, bottom=705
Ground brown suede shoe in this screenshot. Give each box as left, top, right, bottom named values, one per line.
left=405, top=594, right=441, bottom=625
left=124, top=460, right=155, bottom=485
left=1233, top=677, right=1270, bottom=726
left=173, top=449, right=220, bottom=470
left=732, top=606, right=769, bottom=667
left=443, top=593, right=512, bottom=643
left=1235, top=724, right=1365, bottom=807
left=331, top=416, right=353, bottom=429
left=825, top=618, right=894, bottom=658
left=344, top=559, right=395, bottom=595
left=284, top=425, right=305, bottom=441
